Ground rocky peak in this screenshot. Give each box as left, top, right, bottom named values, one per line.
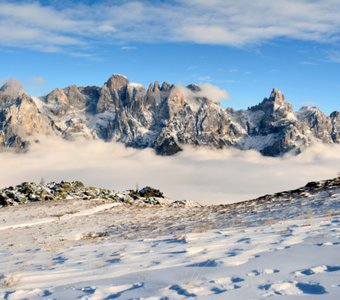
left=250, top=88, right=293, bottom=117
left=161, top=82, right=173, bottom=91
left=0, top=79, right=25, bottom=105
left=296, top=106, right=323, bottom=120
left=153, top=81, right=160, bottom=92
left=44, top=88, right=71, bottom=116
left=269, top=88, right=285, bottom=105
left=296, top=106, right=328, bottom=123
left=105, top=74, right=129, bottom=91
left=45, top=88, right=68, bottom=104
left=147, top=81, right=161, bottom=94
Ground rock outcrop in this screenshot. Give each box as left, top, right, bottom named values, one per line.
left=0, top=181, right=178, bottom=207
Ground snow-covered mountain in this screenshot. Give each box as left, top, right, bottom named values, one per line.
left=0, top=74, right=338, bottom=156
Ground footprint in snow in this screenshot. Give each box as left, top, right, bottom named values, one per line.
left=161, top=250, right=187, bottom=255
left=294, top=265, right=340, bottom=276
left=263, top=269, right=280, bottom=274
left=80, top=286, right=96, bottom=294
left=105, top=258, right=121, bottom=264
left=187, top=259, right=223, bottom=267
left=79, top=282, right=144, bottom=300
left=52, top=254, right=68, bottom=265
left=247, top=269, right=279, bottom=277
left=296, top=282, right=327, bottom=295
left=41, top=289, right=53, bottom=297
left=259, top=281, right=327, bottom=296
left=169, top=284, right=197, bottom=298
left=247, top=270, right=261, bottom=277
left=226, top=248, right=243, bottom=257
left=315, top=241, right=340, bottom=246
left=236, top=237, right=251, bottom=244
left=208, top=276, right=245, bottom=294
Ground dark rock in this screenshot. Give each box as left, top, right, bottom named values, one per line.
left=154, top=135, right=182, bottom=156
left=305, top=181, right=322, bottom=189
left=186, top=84, right=201, bottom=92
left=138, top=187, right=164, bottom=198
left=0, top=193, right=10, bottom=206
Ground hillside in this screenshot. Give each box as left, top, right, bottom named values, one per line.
left=0, top=177, right=339, bottom=299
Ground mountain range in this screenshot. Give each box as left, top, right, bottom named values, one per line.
left=0, top=74, right=338, bottom=156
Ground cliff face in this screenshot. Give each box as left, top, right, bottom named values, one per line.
left=0, top=82, right=56, bottom=152
left=0, top=75, right=338, bottom=156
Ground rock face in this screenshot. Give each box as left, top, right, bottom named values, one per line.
left=0, top=81, right=56, bottom=152
left=0, top=75, right=338, bottom=156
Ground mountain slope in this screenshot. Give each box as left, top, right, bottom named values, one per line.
left=0, top=177, right=339, bottom=299
left=0, top=75, right=338, bottom=156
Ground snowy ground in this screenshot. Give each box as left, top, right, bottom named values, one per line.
left=0, top=185, right=339, bottom=299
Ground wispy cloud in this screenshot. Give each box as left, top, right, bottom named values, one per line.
left=301, top=100, right=317, bottom=107
left=299, top=61, right=319, bottom=66
left=220, top=79, right=240, bottom=84
left=27, top=76, right=48, bottom=95
left=327, top=50, right=340, bottom=63
left=120, top=46, right=137, bottom=51
left=1, top=0, right=340, bottom=54
left=196, top=76, right=212, bottom=82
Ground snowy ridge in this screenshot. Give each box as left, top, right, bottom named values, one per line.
left=0, top=177, right=339, bottom=299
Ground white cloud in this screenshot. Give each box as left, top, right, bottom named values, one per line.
left=97, top=24, right=116, bottom=34
left=179, top=83, right=229, bottom=103
left=196, top=83, right=229, bottom=103
left=1, top=1, right=340, bottom=54
left=0, top=139, right=338, bottom=205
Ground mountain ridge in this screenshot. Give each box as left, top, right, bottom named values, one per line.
left=0, top=74, right=338, bottom=156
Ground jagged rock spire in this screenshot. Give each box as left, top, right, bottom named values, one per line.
left=269, top=88, right=285, bottom=105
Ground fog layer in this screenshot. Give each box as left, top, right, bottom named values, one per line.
left=1, top=140, right=339, bottom=204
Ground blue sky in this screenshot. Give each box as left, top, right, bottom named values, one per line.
left=1, top=0, right=340, bottom=114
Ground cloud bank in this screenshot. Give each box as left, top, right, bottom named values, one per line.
left=1, top=1, right=340, bottom=53
left=181, top=83, right=229, bottom=103
left=0, top=140, right=339, bottom=205
left=196, top=83, right=229, bottom=103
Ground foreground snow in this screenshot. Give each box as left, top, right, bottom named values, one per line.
left=0, top=183, right=339, bottom=299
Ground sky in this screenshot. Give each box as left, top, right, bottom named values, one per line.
left=1, top=0, right=340, bottom=114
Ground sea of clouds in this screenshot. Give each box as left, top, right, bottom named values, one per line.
left=1, top=139, right=339, bottom=204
